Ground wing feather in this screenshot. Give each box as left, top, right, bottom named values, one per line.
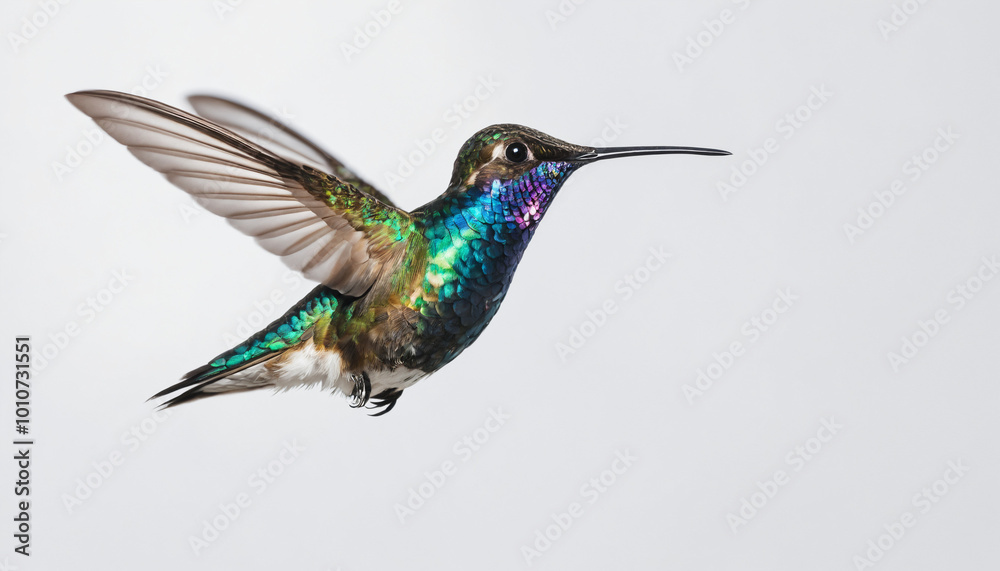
left=186, top=94, right=396, bottom=206
left=66, top=90, right=414, bottom=297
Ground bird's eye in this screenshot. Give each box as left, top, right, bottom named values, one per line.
left=505, top=142, right=529, bottom=163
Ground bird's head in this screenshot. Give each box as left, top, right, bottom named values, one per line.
left=443, top=124, right=729, bottom=230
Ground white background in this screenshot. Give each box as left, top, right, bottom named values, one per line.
left=2, top=1, right=999, bottom=569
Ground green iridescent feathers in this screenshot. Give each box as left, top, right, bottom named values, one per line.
left=200, top=289, right=339, bottom=380
left=149, top=287, right=342, bottom=407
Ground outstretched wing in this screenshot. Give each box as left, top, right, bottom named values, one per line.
left=185, top=94, right=397, bottom=207
left=67, top=90, right=414, bottom=297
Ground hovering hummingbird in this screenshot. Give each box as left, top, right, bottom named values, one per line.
left=67, top=90, right=729, bottom=415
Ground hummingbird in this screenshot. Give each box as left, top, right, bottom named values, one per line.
left=67, top=90, right=729, bottom=415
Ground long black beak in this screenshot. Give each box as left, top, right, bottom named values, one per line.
left=573, top=145, right=731, bottom=162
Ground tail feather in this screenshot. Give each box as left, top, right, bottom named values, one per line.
left=150, top=353, right=282, bottom=408
left=151, top=285, right=343, bottom=408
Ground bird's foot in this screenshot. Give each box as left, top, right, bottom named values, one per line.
left=367, top=389, right=403, bottom=416
left=348, top=372, right=371, bottom=409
